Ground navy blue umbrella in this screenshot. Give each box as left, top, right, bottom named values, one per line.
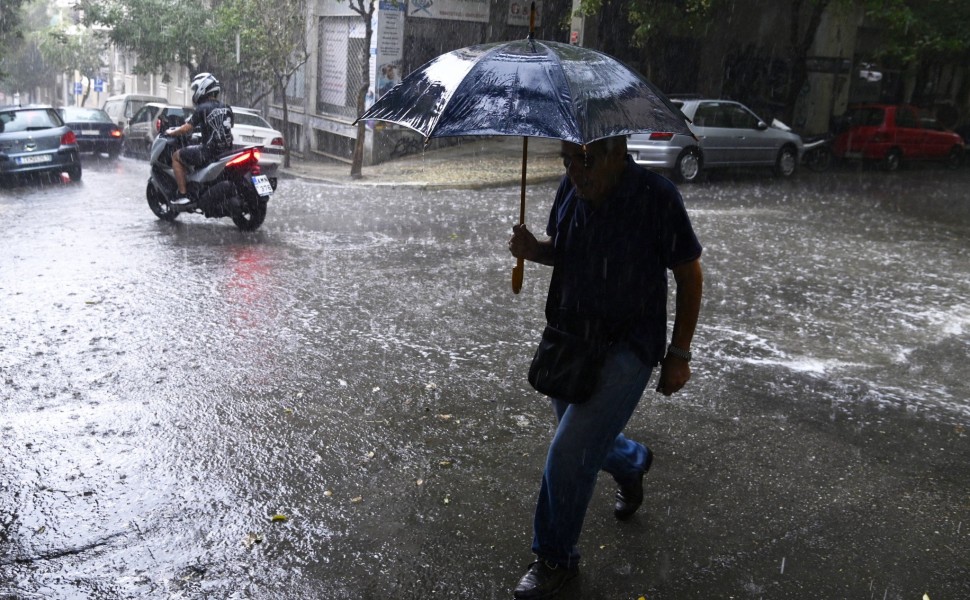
left=358, top=14, right=689, bottom=293
left=359, top=38, right=690, bottom=144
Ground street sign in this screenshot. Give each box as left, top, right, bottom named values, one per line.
left=94, top=79, right=104, bottom=92
left=74, top=82, right=83, bottom=95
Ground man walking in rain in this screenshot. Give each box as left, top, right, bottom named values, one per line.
left=507, top=135, right=703, bottom=598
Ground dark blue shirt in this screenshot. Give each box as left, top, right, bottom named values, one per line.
left=545, top=156, right=702, bottom=366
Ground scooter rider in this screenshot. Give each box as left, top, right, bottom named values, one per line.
left=165, top=72, right=234, bottom=205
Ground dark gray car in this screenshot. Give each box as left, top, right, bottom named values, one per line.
left=0, top=105, right=82, bottom=182
left=628, top=98, right=803, bottom=182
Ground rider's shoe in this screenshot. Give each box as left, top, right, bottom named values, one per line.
left=171, top=195, right=192, bottom=206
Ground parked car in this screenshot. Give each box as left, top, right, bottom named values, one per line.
left=627, top=98, right=803, bottom=182
left=231, top=106, right=285, bottom=175
left=123, top=103, right=193, bottom=158
left=101, top=93, right=166, bottom=131
left=833, top=104, right=965, bottom=170
left=57, top=106, right=123, bottom=158
left=0, top=104, right=82, bottom=183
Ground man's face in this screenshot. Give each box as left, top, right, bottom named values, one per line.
left=560, top=141, right=621, bottom=204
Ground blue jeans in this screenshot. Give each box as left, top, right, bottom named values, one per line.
left=531, top=342, right=653, bottom=568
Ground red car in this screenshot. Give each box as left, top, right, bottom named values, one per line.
left=833, top=104, right=964, bottom=170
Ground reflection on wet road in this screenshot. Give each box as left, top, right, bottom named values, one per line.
left=1, top=157, right=968, bottom=598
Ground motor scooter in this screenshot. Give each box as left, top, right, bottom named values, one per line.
left=771, top=118, right=833, bottom=173
left=800, top=133, right=834, bottom=172
left=145, top=114, right=275, bottom=231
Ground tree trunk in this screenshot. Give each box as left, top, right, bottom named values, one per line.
left=784, top=0, right=830, bottom=126
left=350, top=83, right=367, bottom=179
left=279, top=75, right=292, bottom=169
left=349, top=0, right=375, bottom=179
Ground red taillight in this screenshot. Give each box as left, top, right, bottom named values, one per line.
left=155, top=118, right=162, bottom=133
left=649, top=132, right=675, bottom=141
left=111, top=129, right=122, bottom=138
left=61, top=131, right=77, bottom=145
left=227, top=149, right=258, bottom=167
left=270, top=137, right=285, bottom=147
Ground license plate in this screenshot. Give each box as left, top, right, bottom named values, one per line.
left=17, top=154, right=52, bottom=165
left=252, top=175, right=273, bottom=196
left=242, top=135, right=263, bottom=143
left=81, top=129, right=99, bottom=136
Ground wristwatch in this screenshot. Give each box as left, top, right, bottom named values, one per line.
left=666, top=344, right=692, bottom=362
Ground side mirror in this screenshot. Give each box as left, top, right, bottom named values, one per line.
left=756, top=121, right=768, bottom=131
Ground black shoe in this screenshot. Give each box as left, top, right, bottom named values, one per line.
left=513, top=560, right=579, bottom=599
left=614, top=448, right=653, bottom=520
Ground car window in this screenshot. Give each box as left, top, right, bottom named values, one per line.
left=131, top=106, right=156, bottom=124
left=127, top=100, right=152, bottom=118
left=895, top=107, right=918, bottom=128
left=103, top=100, right=120, bottom=118
left=848, top=107, right=884, bottom=127
left=692, top=103, right=719, bottom=127
left=61, top=108, right=113, bottom=123
left=724, top=104, right=760, bottom=129
left=234, top=112, right=272, bottom=128
left=0, top=109, right=60, bottom=133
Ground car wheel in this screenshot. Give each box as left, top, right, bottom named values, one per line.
left=944, top=146, right=962, bottom=169
left=773, top=145, right=798, bottom=177
left=67, top=165, right=82, bottom=182
left=883, top=148, right=902, bottom=171
left=674, top=148, right=702, bottom=183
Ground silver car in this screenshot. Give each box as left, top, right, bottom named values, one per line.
left=628, top=98, right=803, bottom=182
left=0, top=105, right=82, bottom=183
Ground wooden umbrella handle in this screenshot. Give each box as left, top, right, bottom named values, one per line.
left=512, top=136, right=528, bottom=294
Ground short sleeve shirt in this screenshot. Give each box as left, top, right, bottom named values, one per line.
left=188, top=100, right=234, bottom=153
left=545, top=156, right=702, bottom=366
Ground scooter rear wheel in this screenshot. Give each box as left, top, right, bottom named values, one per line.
left=231, top=197, right=267, bottom=231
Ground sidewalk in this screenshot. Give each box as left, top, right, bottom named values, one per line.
left=278, top=135, right=565, bottom=189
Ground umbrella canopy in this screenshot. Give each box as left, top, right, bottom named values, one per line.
left=359, top=37, right=691, bottom=144
left=358, top=33, right=689, bottom=295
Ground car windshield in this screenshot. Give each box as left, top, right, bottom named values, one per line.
left=234, top=112, right=272, bottom=128
left=0, top=109, right=61, bottom=133
left=60, top=108, right=113, bottom=123
left=848, top=107, right=885, bottom=127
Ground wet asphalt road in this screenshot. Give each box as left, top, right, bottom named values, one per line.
left=1, top=156, right=969, bottom=599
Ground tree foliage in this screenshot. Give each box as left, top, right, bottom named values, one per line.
left=76, top=0, right=227, bottom=74
left=865, top=0, right=970, bottom=65
left=0, top=0, right=31, bottom=81
left=213, top=0, right=309, bottom=165
left=1, top=0, right=59, bottom=95
left=38, top=26, right=108, bottom=105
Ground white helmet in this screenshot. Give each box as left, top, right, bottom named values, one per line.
left=190, top=72, right=221, bottom=105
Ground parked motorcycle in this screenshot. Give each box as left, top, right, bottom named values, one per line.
left=800, top=132, right=834, bottom=172
left=145, top=114, right=275, bottom=231
left=772, top=118, right=833, bottom=173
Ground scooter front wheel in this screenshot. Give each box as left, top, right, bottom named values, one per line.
left=146, top=181, right=179, bottom=222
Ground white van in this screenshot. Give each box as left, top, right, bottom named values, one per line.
left=102, top=94, right=167, bottom=130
